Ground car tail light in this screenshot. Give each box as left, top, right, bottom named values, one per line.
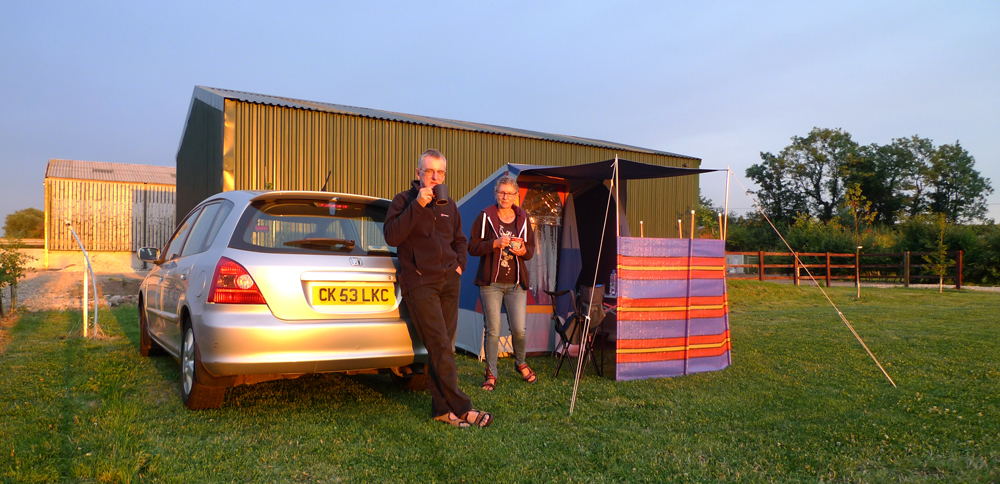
left=207, top=257, right=266, bottom=304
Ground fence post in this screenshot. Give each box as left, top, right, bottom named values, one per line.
left=904, top=251, right=910, bottom=288
left=758, top=251, right=764, bottom=282
left=957, top=250, right=963, bottom=290
left=793, top=253, right=800, bottom=286
left=825, top=252, right=831, bottom=287
left=855, top=249, right=861, bottom=297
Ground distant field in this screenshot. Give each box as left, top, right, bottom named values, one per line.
left=1, top=280, right=997, bottom=483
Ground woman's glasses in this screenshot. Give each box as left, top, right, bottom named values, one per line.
left=496, top=191, right=517, bottom=199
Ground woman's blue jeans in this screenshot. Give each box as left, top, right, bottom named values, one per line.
left=480, top=283, right=527, bottom=376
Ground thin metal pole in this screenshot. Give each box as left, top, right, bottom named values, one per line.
left=83, top=260, right=88, bottom=337
left=723, top=167, right=731, bottom=239
left=570, top=159, right=618, bottom=415
left=66, top=221, right=98, bottom=337
left=614, top=155, right=620, bottom=238
left=142, top=183, right=148, bottom=270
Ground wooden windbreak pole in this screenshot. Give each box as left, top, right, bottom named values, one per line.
left=689, top=210, right=695, bottom=239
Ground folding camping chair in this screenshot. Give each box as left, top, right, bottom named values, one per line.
left=546, top=286, right=607, bottom=377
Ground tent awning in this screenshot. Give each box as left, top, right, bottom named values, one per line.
left=508, top=158, right=720, bottom=180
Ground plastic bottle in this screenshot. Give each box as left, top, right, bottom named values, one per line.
left=608, top=269, right=618, bottom=298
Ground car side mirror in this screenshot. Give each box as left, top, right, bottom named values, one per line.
left=137, top=247, right=160, bottom=263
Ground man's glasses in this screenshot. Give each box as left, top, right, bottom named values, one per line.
left=422, top=169, right=446, bottom=178
left=496, top=191, right=517, bottom=199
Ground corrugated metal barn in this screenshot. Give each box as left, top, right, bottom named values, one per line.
left=176, top=86, right=704, bottom=237
left=44, top=159, right=176, bottom=267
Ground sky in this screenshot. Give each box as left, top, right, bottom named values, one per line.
left=2, top=1, right=998, bottom=229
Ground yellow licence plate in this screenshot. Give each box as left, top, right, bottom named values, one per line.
left=312, top=284, right=396, bottom=306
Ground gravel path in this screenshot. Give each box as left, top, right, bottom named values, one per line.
left=2, top=268, right=146, bottom=313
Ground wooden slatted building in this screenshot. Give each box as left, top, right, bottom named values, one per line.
left=44, top=159, right=176, bottom=269
left=176, top=86, right=706, bottom=238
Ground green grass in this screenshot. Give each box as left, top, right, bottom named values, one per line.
left=2, top=280, right=998, bottom=483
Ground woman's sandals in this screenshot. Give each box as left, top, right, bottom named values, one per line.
left=516, top=363, right=537, bottom=383
left=433, top=413, right=470, bottom=428
left=482, top=370, right=497, bottom=391
left=462, top=409, right=493, bottom=428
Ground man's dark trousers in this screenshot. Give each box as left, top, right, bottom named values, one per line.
left=403, top=271, right=472, bottom=418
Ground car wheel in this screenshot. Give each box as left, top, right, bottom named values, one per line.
left=138, top=300, right=164, bottom=357
left=181, top=326, right=226, bottom=410
left=390, top=364, right=429, bottom=391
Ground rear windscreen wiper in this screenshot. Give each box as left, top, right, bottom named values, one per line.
left=284, top=238, right=356, bottom=252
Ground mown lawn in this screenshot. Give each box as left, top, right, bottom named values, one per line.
left=1, top=280, right=998, bottom=483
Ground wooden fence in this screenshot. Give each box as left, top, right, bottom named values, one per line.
left=726, top=251, right=964, bottom=289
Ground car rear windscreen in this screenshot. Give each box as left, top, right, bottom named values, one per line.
left=230, top=198, right=395, bottom=256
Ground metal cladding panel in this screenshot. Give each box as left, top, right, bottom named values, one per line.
left=45, top=179, right=176, bottom=251
left=175, top=96, right=225, bottom=222
left=225, top=101, right=701, bottom=238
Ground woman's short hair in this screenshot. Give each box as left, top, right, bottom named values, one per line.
left=495, top=175, right=518, bottom=193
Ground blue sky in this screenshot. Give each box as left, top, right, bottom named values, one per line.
left=2, top=1, right=998, bottom=228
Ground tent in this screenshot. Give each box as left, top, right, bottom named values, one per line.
left=454, top=159, right=731, bottom=381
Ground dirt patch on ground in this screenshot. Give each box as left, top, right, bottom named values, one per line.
left=0, top=268, right=147, bottom=350
left=7, top=270, right=145, bottom=312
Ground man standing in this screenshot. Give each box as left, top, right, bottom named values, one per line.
left=383, top=149, right=492, bottom=428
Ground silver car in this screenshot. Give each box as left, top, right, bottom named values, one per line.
left=137, top=190, right=427, bottom=409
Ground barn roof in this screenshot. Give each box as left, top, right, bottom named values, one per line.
left=193, top=86, right=699, bottom=160
left=45, top=159, right=176, bottom=185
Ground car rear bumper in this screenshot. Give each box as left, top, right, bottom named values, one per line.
left=193, top=304, right=427, bottom=376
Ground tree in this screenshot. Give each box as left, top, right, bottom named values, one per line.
left=745, top=152, right=808, bottom=224
left=844, top=184, right=877, bottom=247
left=747, top=128, right=858, bottom=223
left=749, top=130, right=993, bottom=227
left=3, top=208, right=44, bottom=239
left=922, top=214, right=954, bottom=293
left=848, top=136, right=933, bottom=225
left=895, top=136, right=937, bottom=218
left=925, top=142, right=993, bottom=223
left=695, top=192, right=724, bottom=238
left=0, top=238, right=35, bottom=316
left=788, top=128, right=858, bottom=222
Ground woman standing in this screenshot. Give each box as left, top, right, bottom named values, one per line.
left=468, top=175, right=537, bottom=390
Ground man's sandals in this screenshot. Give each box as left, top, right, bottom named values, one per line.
left=516, top=363, right=537, bottom=383
left=482, top=370, right=497, bottom=391
left=433, top=412, right=470, bottom=428
left=462, top=409, right=493, bottom=428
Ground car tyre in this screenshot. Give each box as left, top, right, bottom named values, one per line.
left=390, top=364, right=429, bottom=391
left=181, top=325, right=226, bottom=410
left=138, top=300, right=165, bottom=357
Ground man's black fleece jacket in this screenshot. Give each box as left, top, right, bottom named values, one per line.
left=383, top=180, right=468, bottom=295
